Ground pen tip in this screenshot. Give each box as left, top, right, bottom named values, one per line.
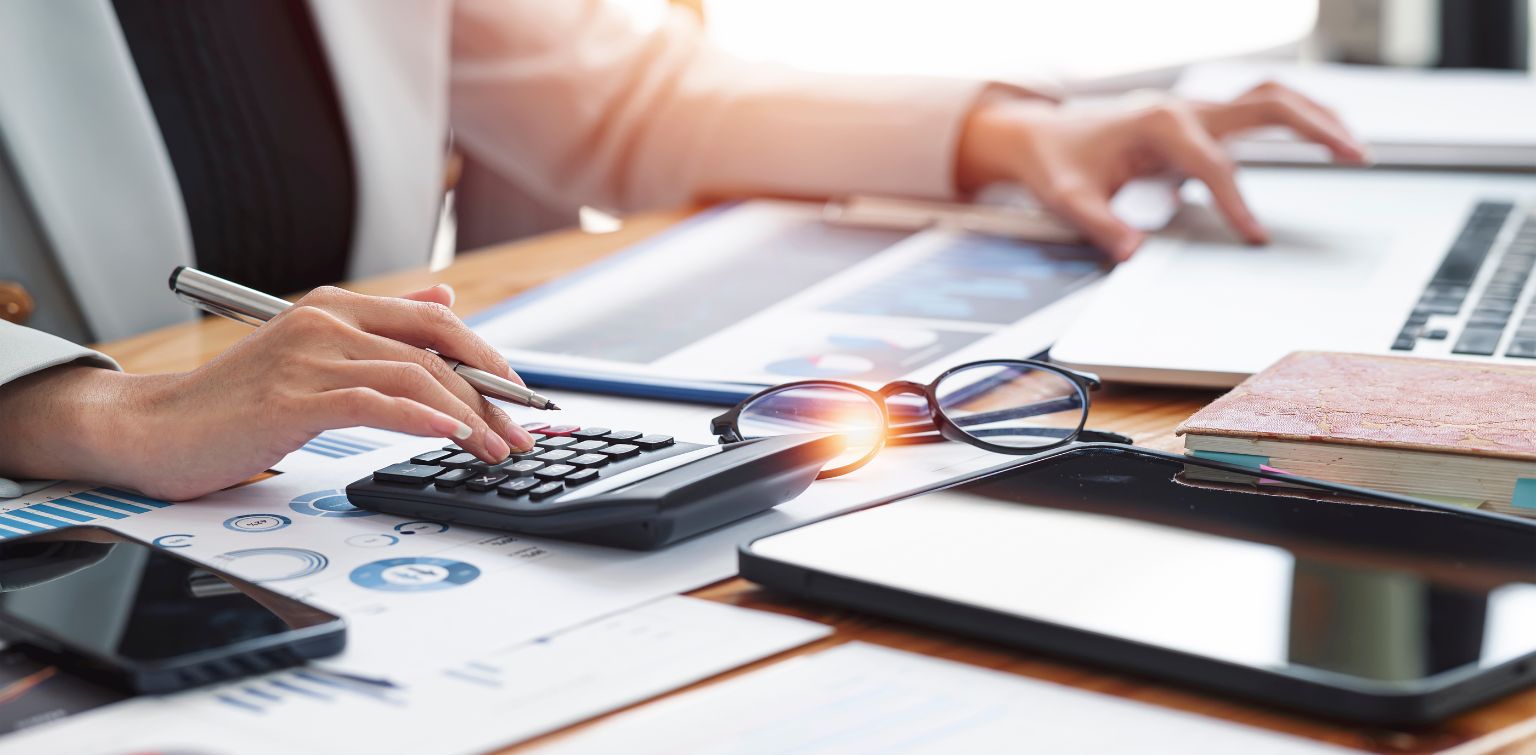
left=545, top=401, right=561, bottom=411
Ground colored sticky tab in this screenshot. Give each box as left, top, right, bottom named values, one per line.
left=1189, top=451, right=1271, bottom=470
left=1512, top=478, right=1536, bottom=510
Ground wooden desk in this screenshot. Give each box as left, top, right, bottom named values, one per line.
left=96, top=215, right=1536, bottom=754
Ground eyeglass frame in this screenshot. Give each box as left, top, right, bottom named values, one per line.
left=710, top=358, right=1124, bottom=478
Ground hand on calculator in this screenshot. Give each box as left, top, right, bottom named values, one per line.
left=347, top=423, right=844, bottom=549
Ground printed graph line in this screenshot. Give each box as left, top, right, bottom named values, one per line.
left=0, top=488, right=171, bottom=538
left=213, top=669, right=406, bottom=714
left=298, top=431, right=386, bottom=459
left=442, top=659, right=509, bottom=689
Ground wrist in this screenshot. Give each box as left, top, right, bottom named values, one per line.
left=0, top=365, right=169, bottom=489
left=954, top=89, right=1047, bottom=195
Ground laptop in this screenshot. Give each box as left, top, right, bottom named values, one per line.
left=1051, top=168, right=1536, bottom=387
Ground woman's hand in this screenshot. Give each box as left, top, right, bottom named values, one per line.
left=955, top=82, right=1370, bottom=260
left=0, top=284, right=535, bottom=500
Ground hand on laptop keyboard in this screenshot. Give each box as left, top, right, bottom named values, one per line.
left=955, top=81, right=1370, bottom=260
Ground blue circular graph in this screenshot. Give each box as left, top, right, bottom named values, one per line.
left=393, top=521, right=449, bottom=535
left=153, top=533, right=195, bottom=549
left=349, top=557, right=480, bottom=592
left=219, top=547, right=330, bottom=582
left=345, top=533, right=400, bottom=548
left=223, top=514, right=292, bottom=533
left=290, top=489, right=376, bottom=518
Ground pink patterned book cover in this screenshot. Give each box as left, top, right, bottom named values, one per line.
left=1176, top=351, right=1536, bottom=462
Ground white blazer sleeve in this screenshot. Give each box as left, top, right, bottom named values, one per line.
left=449, top=0, right=993, bottom=213
left=0, top=320, right=119, bottom=388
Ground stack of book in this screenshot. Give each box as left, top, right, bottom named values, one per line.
left=1177, top=351, right=1536, bottom=518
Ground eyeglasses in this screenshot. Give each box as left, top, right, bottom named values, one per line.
left=711, top=359, right=1118, bottom=479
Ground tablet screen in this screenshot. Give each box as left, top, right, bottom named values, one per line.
left=750, top=449, right=1536, bottom=685
left=473, top=202, right=1104, bottom=386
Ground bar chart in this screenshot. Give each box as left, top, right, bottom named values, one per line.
left=0, top=487, right=171, bottom=539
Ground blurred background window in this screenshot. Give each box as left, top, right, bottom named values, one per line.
left=613, top=0, right=1531, bottom=85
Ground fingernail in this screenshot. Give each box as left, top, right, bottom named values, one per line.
left=435, top=284, right=456, bottom=307
left=430, top=413, right=473, bottom=440
left=485, top=430, right=511, bottom=461
left=512, top=427, right=536, bottom=451
left=499, top=418, right=535, bottom=451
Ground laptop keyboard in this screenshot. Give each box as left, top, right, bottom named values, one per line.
left=1394, top=201, right=1536, bottom=358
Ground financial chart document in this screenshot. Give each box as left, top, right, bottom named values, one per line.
left=473, top=201, right=1105, bottom=388
left=0, top=390, right=1005, bottom=751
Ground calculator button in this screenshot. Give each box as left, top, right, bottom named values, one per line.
left=499, top=459, right=545, bottom=476
left=633, top=434, right=674, bottom=450
left=433, top=468, right=477, bottom=488
left=528, top=482, right=564, bottom=500
left=566, top=453, right=609, bottom=468
left=497, top=478, right=540, bottom=497
left=536, top=436, right=579, bottom=449
left=374, top=463, right=444, bottom=485
left=1509, top=338, right=1536, bottom=358
left=542, top=425, right=581, bottom=437
left=509, top=448, right=544, bottom=461
left=521, top=422, right=550, bottom=433
left=535, top=449, right=577, bottom=463
left=410, top=449, right=454, bottom=465
left=526, top=433, right=547, bottom=443
left=572, top=427, right=611, bottom=439
left=565, top=468, right=600, bottom=485
left=604, top=430, right=642, bottom=442
left=439, top=452, right=482, bottom=468
left=596, top=443, right=639, bottom=458
left=466, top=472, right=509, bottom=492
left=535, top=464, right=577, bottom=480
left=569, top=440, right=609, bottom=453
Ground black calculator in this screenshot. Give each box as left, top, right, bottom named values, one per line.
left=345, top=423, right=843, bottom=549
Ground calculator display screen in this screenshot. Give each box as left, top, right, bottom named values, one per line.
left=752, top=449, right=1536, bottom=684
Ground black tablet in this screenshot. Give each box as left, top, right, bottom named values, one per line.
left=740, top=444, right=1536, bottom=725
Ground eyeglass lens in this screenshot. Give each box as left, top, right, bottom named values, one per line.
left=734, top=384, right=886, bottom=473
left=933, top=362, right=1086, bottom=449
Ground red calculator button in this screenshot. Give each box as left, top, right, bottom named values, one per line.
left=542, top=425, right=580, bottom=436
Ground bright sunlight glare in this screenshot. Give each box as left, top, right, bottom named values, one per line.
left=698, top=0, right=1318, bottom=84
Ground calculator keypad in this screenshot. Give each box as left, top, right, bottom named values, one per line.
left=367, top=424, right=707, bottom=509
left=434, top=468, right=476, bottom=488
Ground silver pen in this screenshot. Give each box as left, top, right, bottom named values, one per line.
left=168, top=266, right=560, bottom=411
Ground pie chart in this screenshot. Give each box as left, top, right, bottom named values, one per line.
left=766, top=353, right=875, bottom=378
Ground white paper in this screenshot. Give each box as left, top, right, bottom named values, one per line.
left=3, top=388, right=1006, bottom=674
left=268, top=426, right=416, bottom=473
left=1175, top=61, right=1536, bottom=168
left=534, top=642, right=1355, bottom=755
left=0, top=597, right=829, bottom=755
left=0, top=387, right=1011, bottom=752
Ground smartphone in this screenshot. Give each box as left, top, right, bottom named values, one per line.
left=0, top=526, right=345, bottom=694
